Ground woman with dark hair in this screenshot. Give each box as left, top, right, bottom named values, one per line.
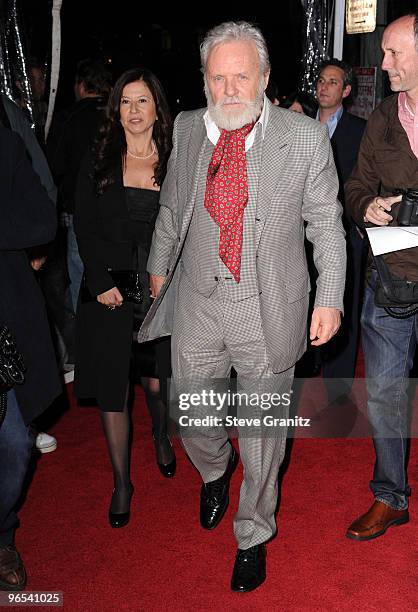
left=74, top=67, right=175, bottom=528
left=281, top=90, right=318, bottom=119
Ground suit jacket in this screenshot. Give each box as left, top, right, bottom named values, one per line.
left=346, top=93, right=418, bottom=281
left=140, top=103, right=346, bottom=373
left=331, top=109, right=366, bottom=204
left=0, top=128, right=60, bottom=423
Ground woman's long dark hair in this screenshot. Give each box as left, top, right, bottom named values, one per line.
left=93, top=67, right=173, bottom=195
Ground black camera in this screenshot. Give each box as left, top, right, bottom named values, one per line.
left=397, top=189, right=418, bottom=226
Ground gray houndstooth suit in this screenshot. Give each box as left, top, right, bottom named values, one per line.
left=139, top=100, right=346, bottom=548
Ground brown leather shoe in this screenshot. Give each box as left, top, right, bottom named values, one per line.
left=0, top=545, right=27, bottom=591
left=346, top=500, right=409, bottom=541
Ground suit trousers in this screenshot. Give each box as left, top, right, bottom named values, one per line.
left=171, top=272, right=294, bottom=549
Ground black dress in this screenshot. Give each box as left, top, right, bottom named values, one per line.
left=126, top=187, right=162, bottom=380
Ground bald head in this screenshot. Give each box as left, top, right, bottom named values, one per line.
left=385, top=14, right=416, bottom=46
left=381, top=14, right=418, bottom=99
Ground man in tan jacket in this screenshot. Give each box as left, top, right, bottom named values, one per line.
left=345, top=12, right=418, bottom=541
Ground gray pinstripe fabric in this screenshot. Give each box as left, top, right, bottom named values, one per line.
left=181, top=124, right=262, bottom=300
left=141, top=103, right=346, bottom=372
left=138, top=102, right=345, bottom=548
left=172, top=273, right=294, bottom=549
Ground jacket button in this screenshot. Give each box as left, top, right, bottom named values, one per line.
left=214, top=276, right=219, bottom=281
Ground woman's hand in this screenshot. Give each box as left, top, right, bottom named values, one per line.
left=97, top=287, right=123, bottom=310
left=150, top=274, right=165, bottom=299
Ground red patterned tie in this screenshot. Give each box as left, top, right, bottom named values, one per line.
left=204, top=122, right=255, bottom=283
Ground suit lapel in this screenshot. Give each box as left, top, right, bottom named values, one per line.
left=330, top=108, right=347, bottom=146
left=147, top=115, right=207, bottom=321
left=177, top=106, right=293, bottom=246
left=180, top=111, right=207, bottom=240
left=256, top=107, right=292, bottom=245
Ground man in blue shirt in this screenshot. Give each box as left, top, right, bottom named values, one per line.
left=316, top=59, right=367, bottom=404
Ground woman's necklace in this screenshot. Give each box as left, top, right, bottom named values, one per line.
left=127, top=141, right=156, bottom=160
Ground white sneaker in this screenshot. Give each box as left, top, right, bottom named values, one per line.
left=35, top=432, right=57, bottom=454
left=63, top=368, right=74, bottom=384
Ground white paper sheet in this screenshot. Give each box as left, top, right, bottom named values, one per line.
left=365, top=226, right=418, bottom=256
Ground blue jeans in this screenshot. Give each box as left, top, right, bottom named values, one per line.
left=361, top=271, right=414, bottom=510
left=67, top=215, right=84, bottom=313
left=0, top=390, right=34, bottom=545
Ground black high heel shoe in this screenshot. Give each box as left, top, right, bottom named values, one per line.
left=108, top=483, right=134, bottom=528
left=152, top=430, right=176, bottom=478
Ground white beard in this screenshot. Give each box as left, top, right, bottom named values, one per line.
left=205, top=78, right=265, bottom=131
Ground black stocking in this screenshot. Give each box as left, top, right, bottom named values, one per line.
left=141, top=376, right=174, bottom=466
left=101, top=390, right=132, bottom=513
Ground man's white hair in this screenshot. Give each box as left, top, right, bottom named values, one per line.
left=200, top=21, right=270, bottom=75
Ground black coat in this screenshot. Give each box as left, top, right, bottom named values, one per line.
left=49, top=97, right=106, bottom=214
left=0, top=128, right=61, bottom=424
left=1, top=95, right=57, bottom=204
left=74, top=156, right=136, bottom=411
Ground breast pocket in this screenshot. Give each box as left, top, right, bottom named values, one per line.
left=374, top=149, right=402, bottom=164
left=285, top=275, right=310, bottom=304
left=373, top=150, right=408, bottom=187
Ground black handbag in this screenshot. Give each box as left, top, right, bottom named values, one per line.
left=0, top=324, right=26, bottom=428
left=373, top=254, right=418, bottom=318
left=81, top=269, right=143, bottom=305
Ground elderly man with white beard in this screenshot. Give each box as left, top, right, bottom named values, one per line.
left=139, top=21, right=346, bottom=592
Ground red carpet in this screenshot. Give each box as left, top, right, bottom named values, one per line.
left=17, top=384, right=417, bottom=611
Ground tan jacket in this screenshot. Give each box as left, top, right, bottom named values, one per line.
left=346, top=93, right=418, bottom=281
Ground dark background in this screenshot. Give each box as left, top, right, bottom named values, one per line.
left=20, top=3, right=304, bottom=112
left=20, top=0, right=418, bottom=114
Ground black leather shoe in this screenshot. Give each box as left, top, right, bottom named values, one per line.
left=109, top=509, right=130, bottom=529
left=0, top=545, right=27, bottom=591
left=200, top=444, right=238, bottom=530
left=158, top=455, right=176, bottom=478
left=152, top=430, right=176, bottom=478
left=108, top=484, right=134, bottom=528
left=231, top=543, right=266, bottom=592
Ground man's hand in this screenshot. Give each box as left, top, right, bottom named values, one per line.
left=97, top=287, right=123, bottom=308
left=31, top=256, right=47, bottom=271
left=363, top=195, right=401, bottom=225
left=310, top=306, right=341, bottom=346
left=150, top=274, right=166, bottom=299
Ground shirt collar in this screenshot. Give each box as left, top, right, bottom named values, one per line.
left=316, top=104, right=344, bottom=137
left=398, top=92, right=417, bottom=120
left=203, top=94, right=270, bottom=146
